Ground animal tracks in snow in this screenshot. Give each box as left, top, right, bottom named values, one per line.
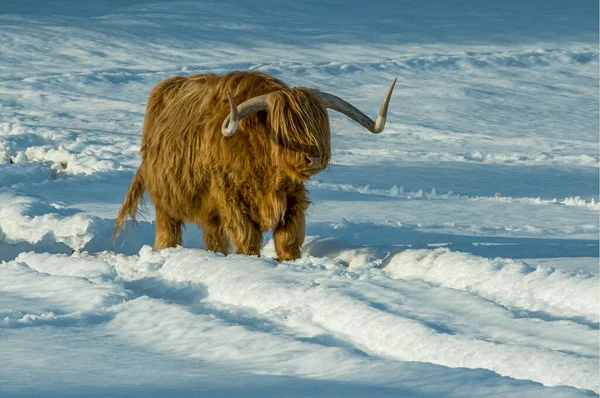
left=1, top=246, right=598, bottom=393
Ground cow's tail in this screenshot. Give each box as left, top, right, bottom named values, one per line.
left=113, top=168, right=145, bottom=242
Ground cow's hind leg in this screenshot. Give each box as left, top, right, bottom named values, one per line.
left=200, top=215, right=229, bottom=255
left=154, top=208, right=182, bottom=250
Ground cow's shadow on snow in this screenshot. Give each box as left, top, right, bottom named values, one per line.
left=2, top=217, right=596, bottom=263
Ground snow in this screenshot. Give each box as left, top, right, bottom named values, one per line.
left=385, top=248, right=599, bottom=323
left=0, top=0, right=598, bottom=396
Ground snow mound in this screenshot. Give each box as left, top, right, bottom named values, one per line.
left=0, top=192, right=94, bottom=250
left=384, top=248, right=599, bottom=323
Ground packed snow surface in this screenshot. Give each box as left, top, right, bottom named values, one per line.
left=1, top=0, right=598, bottom=397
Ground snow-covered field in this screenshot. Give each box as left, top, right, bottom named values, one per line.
left=1, top=1, right=598, bottom=396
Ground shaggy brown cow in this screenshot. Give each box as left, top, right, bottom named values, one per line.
left=114, top=71, right=395, bottom=261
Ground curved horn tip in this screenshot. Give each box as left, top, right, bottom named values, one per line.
left=373, top=77, right=398, bottom=133
left=222, top=92, right=239, bottom=137
left=387, top=78, right=397, bottom=95
left=222, top=118, right=238, bottom=137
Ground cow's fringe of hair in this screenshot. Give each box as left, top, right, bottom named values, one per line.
left=266, top=87, right=330, bottom=161
left=113, top=168, right=145, bottom=241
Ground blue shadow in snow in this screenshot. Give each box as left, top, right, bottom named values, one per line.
left=314, top=162, right=599, bottom=200
left=306, top=221, right=599, bottom=260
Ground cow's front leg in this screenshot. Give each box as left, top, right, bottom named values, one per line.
left=274, top=191, right=309, bottom=261
left=199, top=214, right=229, bottom=256
left=220, top=206, right=263, bottom=257
left=233, top=223, right=262, bottom=257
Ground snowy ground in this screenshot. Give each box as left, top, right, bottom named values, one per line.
left=1, top=1, right=598, bottom=396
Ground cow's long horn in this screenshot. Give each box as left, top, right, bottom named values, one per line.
left=319, top=78, right=397, bottom=134
left=222, top=92, right=269, bottom=137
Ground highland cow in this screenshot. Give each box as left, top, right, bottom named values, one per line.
left=114, top=71, right=396, bottom=261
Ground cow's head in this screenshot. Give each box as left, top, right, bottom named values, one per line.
left=221, top=79, right=396, bottom=181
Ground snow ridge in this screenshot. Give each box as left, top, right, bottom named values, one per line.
left=147, top=249, right=598, bottom=392
left=385, top=248, right=599, bottom=323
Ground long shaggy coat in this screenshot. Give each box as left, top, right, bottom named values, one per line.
left=114, top=71, right=331, bottom=261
